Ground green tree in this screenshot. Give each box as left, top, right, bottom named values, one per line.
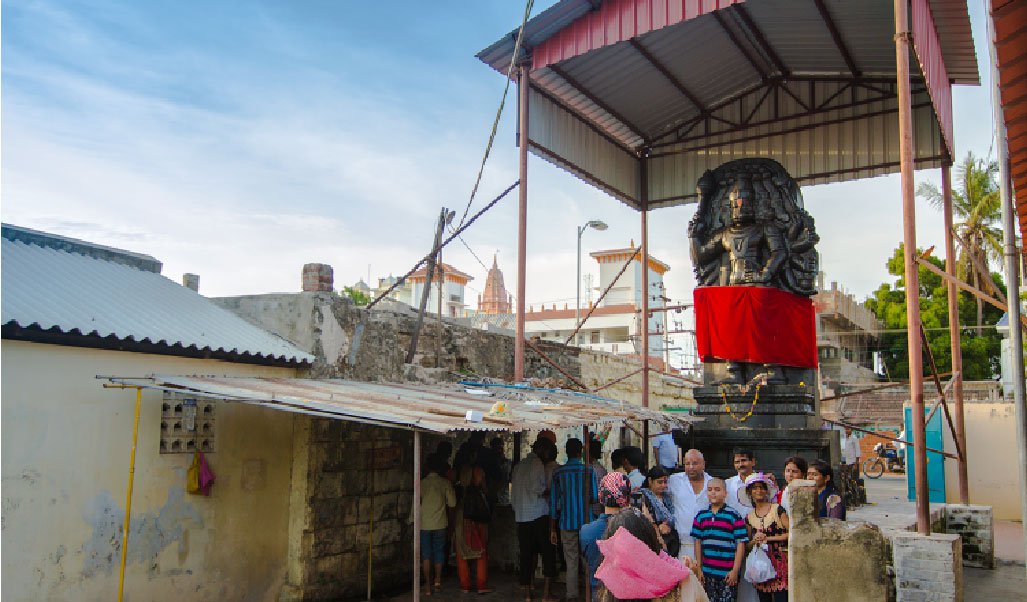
left=865, top=244, right=1003, bottom=380
left=342, top=286, right=371, bottom=306
left=916, top=151, right=1003, bottom=328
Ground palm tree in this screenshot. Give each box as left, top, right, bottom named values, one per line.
left=917, top=151, right=1003, bottom=329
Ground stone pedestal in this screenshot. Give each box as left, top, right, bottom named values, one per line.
left=689, top=379, right=839, bottom=478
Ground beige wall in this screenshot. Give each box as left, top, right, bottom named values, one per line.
left=1, top=340, right=299, bottom=602
left=942, top=402, right=1023, bottom=520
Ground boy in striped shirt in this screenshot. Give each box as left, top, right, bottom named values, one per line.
left=690, top=478, right=748, bottom=602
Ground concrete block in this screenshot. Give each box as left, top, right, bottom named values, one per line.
left=891, top=532, right=962, bottom=602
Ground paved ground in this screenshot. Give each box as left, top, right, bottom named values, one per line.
left=387, top=475, right=1026, bottom=601
left=855, top=473, right=1026, bottom=600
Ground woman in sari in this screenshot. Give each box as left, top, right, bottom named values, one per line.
left=640, top=466, right=679, bottom=557
left=455, top=461, right=493, bottom=593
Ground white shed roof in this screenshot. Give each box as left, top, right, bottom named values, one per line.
left=1, top=225, right=313, bottom=365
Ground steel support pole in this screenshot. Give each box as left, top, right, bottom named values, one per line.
left=640, top=157, right=650, bottom=410
left=412, top=431, right=422, bottom=602
left=987, top=7, right=1027, bottom=564
left=942, top=164, right=970, bottom=504
left=515, top=64, right=529, bottom=382
left=576, top=226, right=583, bottom=345
left=894, top=0, right=930, bottom=535
left=640, top=156, right=651, bottom=467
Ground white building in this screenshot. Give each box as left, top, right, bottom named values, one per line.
left=0, top=224, right=313, bottom=601
left=525, top=243, right=669, bottom=361
left=408, top=262, right=474, bottom=318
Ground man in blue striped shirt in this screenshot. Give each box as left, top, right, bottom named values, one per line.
left=549, top=438, right=598, bottom=601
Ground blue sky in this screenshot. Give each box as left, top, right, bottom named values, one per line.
left=1, top=0, right=1001, bottom=315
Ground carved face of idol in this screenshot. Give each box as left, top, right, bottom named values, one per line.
left=729, top=183, right=756, bottom=226
left=795, top=252, right=818, bottom=290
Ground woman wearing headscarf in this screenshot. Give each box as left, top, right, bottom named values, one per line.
left=595, top=508, right=708, bottom=602
left=581, top=472, right=632, bottom=601
left=640, top=466, right=679, bottom=557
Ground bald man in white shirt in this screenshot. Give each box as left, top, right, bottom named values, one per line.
left=666, top=448, right=712, bottom=561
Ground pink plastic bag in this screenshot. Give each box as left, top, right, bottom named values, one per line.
left=195, top=449, right=215, bottom=493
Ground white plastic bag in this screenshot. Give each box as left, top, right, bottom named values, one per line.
left=744, top=544, right=777, bottom=584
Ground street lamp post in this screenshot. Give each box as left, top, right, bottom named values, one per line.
left=576, top=220, right=608, bottom=345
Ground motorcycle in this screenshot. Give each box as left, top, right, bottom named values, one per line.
left=861, top=442, right=905, bottom=479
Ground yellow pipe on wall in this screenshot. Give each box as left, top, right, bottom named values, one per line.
left=117, top=386, right=143, bottom=602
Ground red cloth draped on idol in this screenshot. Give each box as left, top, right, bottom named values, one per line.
left=688, top=158, right=820, bottom=387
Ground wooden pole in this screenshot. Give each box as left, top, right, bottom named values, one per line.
left=412, top=431, right=422, bottom=602
left=942, top=163, right=969, bottom=503
left=582, top=425, right=592, bottom=602
left=515, top=64, right=530, bottom=382
left=917, top=257, right=1027, bottom=329
left=893, top=0, right=930, bottom=535
left=407, top=210, right=446, bottom=364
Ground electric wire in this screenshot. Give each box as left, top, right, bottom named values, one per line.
left=365, top=181, right=518, bottom=311
left=446, top=0, right=536, bottom=271
left=454, top=0, right=535, bottom=231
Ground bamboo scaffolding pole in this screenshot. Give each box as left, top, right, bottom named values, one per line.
left=917, top=257, right=1027, bottom=329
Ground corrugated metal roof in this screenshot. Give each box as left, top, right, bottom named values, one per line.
left=480, top=0, right=978, bottom=83
left=108, top=376, right=702, bottom=434
left=480, top=0, right=973, bottom=211
left=2, top=231, right=314, bottom=364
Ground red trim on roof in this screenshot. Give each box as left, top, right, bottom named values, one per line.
left=532, top=0, right=741, bottom=71
left=912, top=0, right=954, bottom=156
left=991, top=0, right=1027, bottom=255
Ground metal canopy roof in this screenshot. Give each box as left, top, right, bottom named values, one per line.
left=108, top=376, right=701, bottom=434
left=478, top=0, right=978, bottom=210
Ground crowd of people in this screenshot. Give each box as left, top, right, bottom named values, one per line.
left=416, top=430, right=847, bottom=602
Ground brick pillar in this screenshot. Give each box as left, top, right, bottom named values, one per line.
left=943, top=504, right=994, bottom=569
left=891, top=532, right=963, bottom=601
left=182, top=273, right=200, bottom=292
left=302, top=263, right=334, bottom=292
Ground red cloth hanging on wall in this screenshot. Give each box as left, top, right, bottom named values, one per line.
left=694, top=286, right=817, bottom=368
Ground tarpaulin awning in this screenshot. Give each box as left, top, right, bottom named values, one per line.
left=104, top=376, right=702, bottom=434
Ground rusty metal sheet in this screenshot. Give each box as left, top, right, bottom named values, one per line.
left=106, top=376, right=701, bottom=434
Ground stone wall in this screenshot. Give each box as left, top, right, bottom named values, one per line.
left=788, top=479, right=892, bottom=602
left=579, top=349, right=695, bottom=408
left=214, top=291, right=698, bottom=600
left=213, top=292, right=514, bottom=382
left=214, top=291, right=693, bottom=410
left=282, top=418, right=417, bottom=601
